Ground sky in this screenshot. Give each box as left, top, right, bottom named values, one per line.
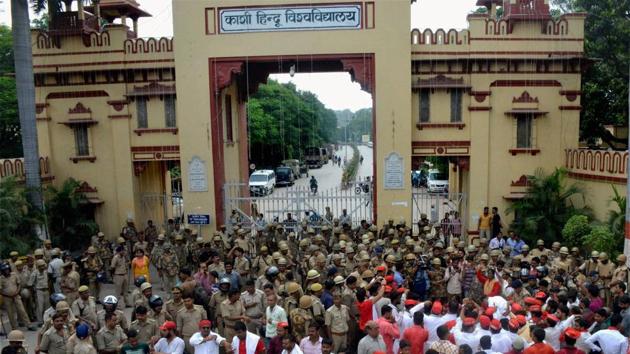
left=0, top=0, right=480, bottom=111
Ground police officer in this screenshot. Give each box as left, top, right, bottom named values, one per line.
left=82, top=247, right=103, bottom=300
left=71, top=286, right=98, bottom=330
left=96, top=295, right=129, bottom=332
left=60, top=262, right=80, bottom=305
left=110, top=245, right=130, bottom=308
left=159, top=245, right=180, bottom=296
left=0, top=263, right=35, bottom=330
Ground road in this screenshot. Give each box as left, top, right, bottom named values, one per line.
left=227, top=144, right=375, bottom=227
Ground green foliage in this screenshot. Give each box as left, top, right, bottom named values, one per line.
left=0, top=177, right=41, bottom=257
left=561, top=214, right=591, bottom=247
left=551, top=0, right=630, bottom=146
left=45, top=178, right=99, bottom=250
left=0, top=77, right=22, bottom=158
left=336, top=108, right=372, bottom=142
left=342, top=144, right=360, bottom=187
left=607, top=185, right=625, bottom=252
left=247, top=80, right=337, bottom=168
left=31, top=13, right=50, bottom=30
left=0, top=25, right=14, bottom=75
left=583, top=225, right=619, bottom=258
left=507, top=168, right=586, bottom=245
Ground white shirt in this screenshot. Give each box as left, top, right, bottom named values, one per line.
left=453, top=330, right=480, bottom=352
left=544, top=325, right=562, bottom=351
left=487, top=296, right=508, bottom=319
left=265, top=305, right=287, bottom=338
left=281, top=345, right=304, bottom=354
left=490, top=331, right=512, bottom=353
left=155, top=336, right=185, bottom=354
left=585, top=329, right=628, bottom=354
left=189, top=331, right=226, bottom=354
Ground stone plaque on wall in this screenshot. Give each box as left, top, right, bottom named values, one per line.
left=188, top=156, right=208, bottom=192
left=384, top=152, right=404, bottom=190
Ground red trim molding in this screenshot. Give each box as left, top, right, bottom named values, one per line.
left=416, top=123, right=465, bottom=130
left=36, top=117, right=52, bottom=121
left=568, top=171, right=626, bottom=184
left=107, top=100, right=129, bottom=111
left=70, top=156, right=97, bottom=163
left=490, top=80, right=561, bottom=87
left=509, top=148, right=540, bottom=156
left=133, top=128, right=178, bottom=136
left=131, top=145, right=180, bottom=153
left=469, top=106, right=491, bottom=111
left=413, top=141, right=470, bottom=147
left=469, top=91, right=491, bottom=103
left=47, top=90, right=109, bottom=99
left=108, top=114, right=131, bottom=119
left=559, top=105, right=582, bottom=111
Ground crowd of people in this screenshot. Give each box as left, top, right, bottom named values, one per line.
left=1, top=208, right=630, bottom=354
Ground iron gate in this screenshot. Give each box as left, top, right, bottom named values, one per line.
left=412, top=189, right=467, bottom=239
left=140, top=193, right=185, bottom=226
left=224, top=182, right=372, bottom=232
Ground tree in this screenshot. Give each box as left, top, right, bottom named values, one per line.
left=561, top=214, right=591, bottom=247
left=607, top=185, right=625, bottom=252
left=507, top=168, right=586, bottom=245
left=550, top=0, right=630, bottom=146
left=584, top=225, right=619, bottom=258
left=0, top=177, right=41, bottom=257
left=45, top=178, right=99, bottom=249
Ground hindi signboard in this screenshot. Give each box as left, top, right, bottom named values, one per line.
left=219, top=5, right=362, bottom=33
left=188, top=156, right=208, bottom=192
left=384, top=152, right=404, bottom=190
left=187, top=214, right=210, bottom=225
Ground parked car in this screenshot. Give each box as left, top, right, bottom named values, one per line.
left=281, top=159, right=303, bottom=178
left=299, top=161, right=309, bottom=177
left=305, top=147, right=326, bottom=168
left=275, top=166, right=296, bottom=187
left=249, top=170, right=276, bottom=196
left=427, top=169, right=449, bottom=193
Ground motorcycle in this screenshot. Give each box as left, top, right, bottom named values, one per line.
left=310, top=184, right=318, bottom=195
left=355, top=181, right=370, bottom=195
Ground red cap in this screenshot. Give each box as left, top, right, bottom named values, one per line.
left=479, top=315, right=491, bottom=328
left=524, top=297, right=538, bottom=305
left=376, top=266, right=386, bottom=272
left=384, top=286, right=393, bottom=293
left=490, top=319, right=501, bottom=330
left=431, top=301, right=443, bottom=315
left=484, top=307, right=496, bottom=316
left=374, top=352, right=386, bottom=354
left=160, top=321, right=177, bottom=331
left=547, top=314, right=559, bottom=323
left=198, top=320, right=212, bottom=328
left=508, top=318, right=520, bottom=330
left=396, top=287, right=406, bottom=294
left=516, top=315, right=527, bottom=326
left=385, top=275, right=394, bottom=283
left=535, top=291, right=547, bottom=299
left=463, top=317, right=476, bottom=326
left=277, top=322, right=289, bottom=329
left=530, top=305, right=542, bottom=312
left=446, top=320, right=457, bottom=329
left=404, top=299, right=418, bottom=306
left=564, top=328, right=581, bottom=340
left=511, top=303, right=523, bottom=313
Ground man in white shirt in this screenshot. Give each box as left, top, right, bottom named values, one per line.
left=154, top=321, right=185, bottom=354
left=189, top=319, right=231, bottom=354
left=283, top=333, right=304, bottom=354
left=264, top=294, right=287, bottom=341
left=585, top=314, right=628, bottom=354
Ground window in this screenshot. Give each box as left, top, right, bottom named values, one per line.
left=136, top=97, right=148, bottom=128
left=73, top=125, right=89, bottom=156
left=516, top=114, right=533, bottom=148
left=225, top=94, right=233, bottom=142
left=419, top=89, right=430, bottom=122
left=164, top=96, right=176, bottom=128
left=450, top=89, right=462, bottom=122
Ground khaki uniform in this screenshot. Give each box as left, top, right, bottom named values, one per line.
left=148, top=309, right=173, bottom=326
left=97, top=240, right=113, bottom=280
left=325, top=304, right=350, bottom=352
left=150, top=243, right=166, bottom=288
left=130, top=318, right=158, bottom=344
left=110, top=254, right=130, bottom=307
left=253, top=255, right=273, bottom=276
left=597, top=261, right=615, bottom=304
left=208, top=291, right=228, bottom=334
left=29, top=269, right=49, bottom=322
left=176, top=305, right=207, bottom=354
left=72, top=296, right=98, bottom=329
left=165, top=299, right=185, bottom=323
left=96, top=309, right=129, bottom=332
left=234, top=256, right=250, bottom=283
left=96, top=325, right=127, bottom=353
left=40, top=327, right=70, bottom=354
left=220, top=299, right=246, bottom=342
left=159, top=252, right=179, bottom=294
left=289, top=308, right=312, bottom=341
left=173, top=243, right=189, bottom=268
left=208, top=261, right=226, bottom=275
left=613, top=265, right=629, bottom=285
left=530, top=248, right=551, bottom=259
left=17, top=267, right=35, bottom=320
left=82, top=256, right=103, bottom=300
left=241, top=289, right=265, bottom=333
left=428, top=268, right=447, bottom=298
left=0, top=272, right=31, bottom=329
left=60, top=272, right=80, bottom=305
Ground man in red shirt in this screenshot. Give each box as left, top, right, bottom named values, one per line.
left=376, top=306, right=399, bottom=354
left=402, top=312, right=428, bottom=354
left=356, top=280, right=386, bottom=331
left=524, top=328, right=554, bottom=354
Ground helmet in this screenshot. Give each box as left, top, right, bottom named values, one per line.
left=446, top=247, right=455, bottom=253
left=175, top=235, right=183, bottom=241
left=559, top=247, right=569, bottom=255
left=134, top=276, right=147, bottom=288
left=536, top=239, right=545, bottom=246
left=306, top=269, right=320, bottom=280
left=87, top=246, right=97, bottom=254
left=522, top=245, right=530, bottom=251
left=0, top=263, right=10, bottom=272
left=617, top=254, right=627, bottom=263
left=149, top=295, right=164, bottom=308
left=266, top=266, right=280, bottom=277
left=55, top=301, right=70, bottom=311
left=219, top=277, right=231, bottom=286
left=590, top=251, right=599, bottom=258
left=286, top=282, right=300, bottom=294
left=467, top=245, right=476, bottom=253
left=34, top=249, right=44, bottom=256
left=96, top=271, right=107, bottom=283
left=571, top=247, right=579, bottom=253
left=334, top=275, right=345, bottom=285
left=480, top=254, right=489, bottom=261
left=490, top=249, right=501, bottom=257
left=385, top=255, right=396, bottom=263
left=279, top=243, right=289, bottom=251
left=598, top=252, right=608, bottom=261
left=299, top=295, right=313, bottom=309
left=76, top=324, right=90, bottom=339
left=50, top=293, right=66, bottom=307
left=277, top=258, right=288, bottom=266
left=140, top=282, right=153, bottom=293
left=196, top=237, right=204, bottom=244
left=117, top=237, right=126, bottom=244
left=7, top=330, right=25, bottom=342
left=272, top=252, right=281, bottom=260
left=434, top=241, right=444, bottom=249
left=103, top=295, right=119, bottom=306
left=432, top=258, right=441, bottom=265
left=361, top=270, right=374, bottom=278
left=552, top=241, right=561, bottom=248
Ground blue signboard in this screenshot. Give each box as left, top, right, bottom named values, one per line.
left=187, top=214, right=210, bottom=225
